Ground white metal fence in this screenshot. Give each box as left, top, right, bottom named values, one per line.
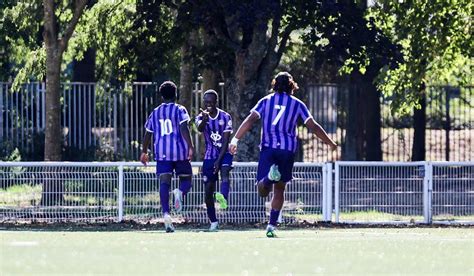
left=0, top=162, right=329, bottom=224
left=0, top=161, right=472, bottom=224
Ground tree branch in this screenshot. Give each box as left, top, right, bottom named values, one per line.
left=59, top=0, right=88, bottom=54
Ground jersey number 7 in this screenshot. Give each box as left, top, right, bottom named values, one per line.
left=272, top=105, right=286, bottom=125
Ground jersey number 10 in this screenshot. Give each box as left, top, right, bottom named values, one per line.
left=159, top=119, right=173, bottom=136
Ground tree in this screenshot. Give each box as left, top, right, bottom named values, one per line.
left=302, top=1, right=398, bottom=161
left=180, top=0, right=320, bottom=160
left=43, top=0, right=88, bottom=161
left=370, top=0, right=472, bottom=160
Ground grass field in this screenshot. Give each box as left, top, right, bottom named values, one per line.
left=1, top=227, right=473, bottom=275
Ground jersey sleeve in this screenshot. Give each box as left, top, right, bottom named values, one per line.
left=178, top=106, right=191, bottom=124
left=224, top=114, right=233, bottom=133
left=195, top=114, right=203, bottom=126
left=298, top=101, right=313, bottom=124
left=250, top=98, right=265, bottom=118
left=144, top=112, right=154, bottom=133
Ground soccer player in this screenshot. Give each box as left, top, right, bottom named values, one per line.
left=140, top=81, right=194, bottom=233
left=229, top=72, right=337, bottom=238
left=195, top=89, right=233, bottom=231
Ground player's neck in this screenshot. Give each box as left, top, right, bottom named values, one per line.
left=163, top=99, right=175, bottom=104
left=209, top=109, right=218, bottom=118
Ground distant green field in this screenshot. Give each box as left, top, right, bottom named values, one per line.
left=1, top=228, right=473, bottom=275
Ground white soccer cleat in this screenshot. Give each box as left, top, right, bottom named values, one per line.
left=209, top=221, right=219, bottom=232
left=266, top=224, right=277, bottom=238
left=173, top=188, right=183, bottom=213
left=268, top=164, right=281, bottom=182
left=164, top=213, right=175, bottom=233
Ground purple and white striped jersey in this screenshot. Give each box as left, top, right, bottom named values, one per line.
left=145, top=103, right=190, bottom=161
left=251, top=92, right=313, bottom=152
left=195, top=108, right=233, bottom=160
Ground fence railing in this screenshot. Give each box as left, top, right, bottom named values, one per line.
left=1, top=82, right=472, bottom=162
left=1, top=161, right=472, bottom=225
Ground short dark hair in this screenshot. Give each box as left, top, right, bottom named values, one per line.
left=272, top=72, right=299, bottom=94
left=159, top=81, right=177, bottom=100
left=203, top=89, right=218, bottom=101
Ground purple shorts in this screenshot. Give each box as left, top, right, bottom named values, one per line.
left=202, top=152, right=233, bottom=182
left=257, top=147, right=295, bottom=183
left=156, top=160, right=192, bottom=176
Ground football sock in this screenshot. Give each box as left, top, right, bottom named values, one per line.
left=269, top=209, right=280, bottom=226
left=206, top=204, right=218, bottom=223
left=179, top=179, right=192, bottom=195
left=221, top=181, right=230, bottom=200
left=159, top=183, right=170, bottom=214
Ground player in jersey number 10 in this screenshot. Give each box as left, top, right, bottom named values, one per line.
left=140, top=81, right=195, bottom=233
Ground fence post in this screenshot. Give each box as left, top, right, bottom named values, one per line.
left=427, top=162, right=433, bottom=224
left=118, top=165, right=124, bottom=222
left=325, top=163, right=333, bottom=222
left=335, top=162, right=340, bottom=223
left=322, top=164, right=328, bottom=221
left=423, top=162, right=433, bottom=224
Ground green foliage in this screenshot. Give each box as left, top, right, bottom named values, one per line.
left=0, top=1, right=43, bottom=81
left=369, top=0, right=473, bottom=113
left=2, top=1, right=181, bottom=85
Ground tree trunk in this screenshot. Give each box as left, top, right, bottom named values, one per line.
left=343, top=86, right=358, bottom=160
left=178, top=32, right=196, bottom=114
left=202, top=69, right=218, bottom=92
left=412, top=93, right=426, bottom=161
left=42, top=0, right=88, bottom=205
left=44, top=59, right=63, bottom=160
left=226, top=76, right=268, bottom=161
left=364, top=82, right=382, bottom=161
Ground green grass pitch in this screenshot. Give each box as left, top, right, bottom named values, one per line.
left=1, top=227, right=473, bottom=275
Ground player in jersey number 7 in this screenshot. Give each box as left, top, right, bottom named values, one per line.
left=229, top=72, right=337, bottom=238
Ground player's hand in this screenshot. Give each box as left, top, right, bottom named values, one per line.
left=188, top=146, right=194, bottom=160
left=329, top=142, right=338, bottom=151
left=229, top=144, right=237, bottom=155
left=200, top=108, right=210, bottom=121
left=140, top=152, right=149, bottom=166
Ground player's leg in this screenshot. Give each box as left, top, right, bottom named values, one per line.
left=256, top=147, right=278, bottom=197
left=266, top=149, right=294, bottom=238
left=266, top=181, right=286, bottom=238
left=157, top=161, right=175, bottom=232
left=203, top=159, right=219, bottom=230
left=174, top=160, right=193, bottom=213
left=216, top=166, right=230, bottom=209
left=216, top=153, right=233, bottom=209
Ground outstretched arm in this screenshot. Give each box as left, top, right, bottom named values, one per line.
left=180, top=122, right=195, bottom=160
left=140, top=132, right=152, bottom=165
left=228, top=112, right=259, bottom=154
left=305, top=118, right=337, bottom=151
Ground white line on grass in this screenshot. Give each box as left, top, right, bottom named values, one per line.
left=8, top=241, right=39, bottom=247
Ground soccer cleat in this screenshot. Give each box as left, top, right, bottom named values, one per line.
left=164, top=213, right=175, bottom=233
left=215, top=192, right=228, bottom=209
left=173, top=188, right=183, bottom=213
left=268, top=165, right=281, bottom=182
left=209, top=221, right=219, bottom=232
left=266, top=224, right=277, bottom=238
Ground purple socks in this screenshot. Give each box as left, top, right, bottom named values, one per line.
left=269, top=209, right=280, bottom=226
left=159, top=183, right=170, bottom=214
left=221, top=181, right=230, bottom=200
